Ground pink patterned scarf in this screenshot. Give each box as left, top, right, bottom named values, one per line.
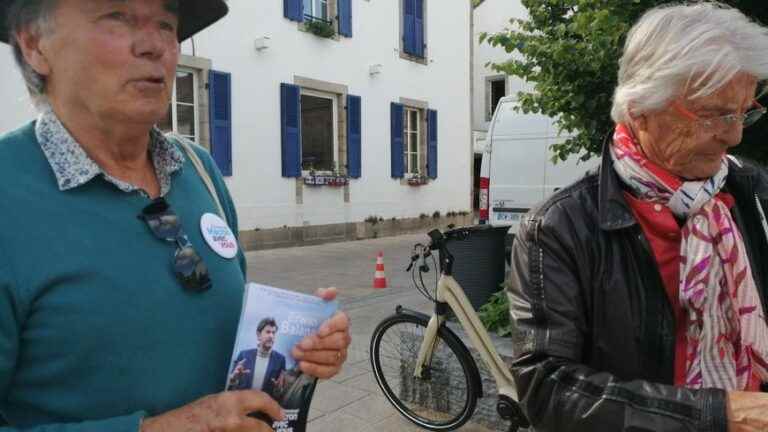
left=611, top=124, right=768, bottom=390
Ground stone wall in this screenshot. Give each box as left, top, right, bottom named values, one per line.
left=239, top=214, right=474, bottom=251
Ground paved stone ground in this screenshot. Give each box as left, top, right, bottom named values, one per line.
left=245, top=234, right=501, bottom=432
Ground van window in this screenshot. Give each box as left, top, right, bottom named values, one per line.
left=487, top=77, right=506, bottom=121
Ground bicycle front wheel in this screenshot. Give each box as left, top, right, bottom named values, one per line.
left=370, top=313, right=479, bottom=431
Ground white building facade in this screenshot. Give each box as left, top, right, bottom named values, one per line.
left=472, top=0, right=529, bottom=147
left=0, top=0, right=473, bottom=234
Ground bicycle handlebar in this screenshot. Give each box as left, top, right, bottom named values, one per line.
left=427, top=228, right=472, bottom=251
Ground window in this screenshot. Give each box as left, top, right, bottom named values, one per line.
left=487, top=76, right=507, bottom=121
left=159, top=68, right=199, bottom=143
left=390, top=102, right=437, bottom=180
left=303, top=0, right=329, bottom=20
left=301, top=90, right=338, bottom=172
left=281, top=82, right=360, bottom=180
left=285, top=0, right=352, bottom=38
left=401, top=0, right=426, bottom=61
left=404, top=108, right=422, bottom=175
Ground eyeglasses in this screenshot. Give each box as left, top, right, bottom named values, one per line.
left=139, top=198, right=212, bottom=293
left=672, top=99, right=767, bottom=132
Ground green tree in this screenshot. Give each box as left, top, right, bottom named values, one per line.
left=482, top=0, right=768, bottom=163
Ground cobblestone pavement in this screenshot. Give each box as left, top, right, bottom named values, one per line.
left=245, top=234, right=500, bottom=431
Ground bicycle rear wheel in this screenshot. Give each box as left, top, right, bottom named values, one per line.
left=370, top=313, right=479, bottom=431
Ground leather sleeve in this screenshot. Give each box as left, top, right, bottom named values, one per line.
left=506, top=199, right=728, bottom=432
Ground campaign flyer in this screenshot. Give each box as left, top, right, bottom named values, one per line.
left=226, top=283, right=339, bottom=432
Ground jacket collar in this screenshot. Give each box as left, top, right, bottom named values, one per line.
left=725, top=154, right=768, bottom=200
left=598, top=134, right=637, bottom=231
left=598, top=131, right=768, bottom=231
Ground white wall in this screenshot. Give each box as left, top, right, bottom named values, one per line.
left=0, top=46, right=39, bottom=133
left=186, top=0, right=473, bottom=230
left=472, top=0, right=529, bottom=133
left=0, top=0, right=473, bottom=231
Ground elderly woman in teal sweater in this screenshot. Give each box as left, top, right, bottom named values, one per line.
left=0, top=0, right=351, bottom=431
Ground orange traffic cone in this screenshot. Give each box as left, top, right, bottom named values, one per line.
left=373, top=252, right=388, bottom=289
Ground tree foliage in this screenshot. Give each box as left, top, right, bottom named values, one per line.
left=482, top=0, right=768, bottom=163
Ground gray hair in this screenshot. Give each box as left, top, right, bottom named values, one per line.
left=6, top=0, right=58, bottom=106
left=611, top=2, right=768, bottom=124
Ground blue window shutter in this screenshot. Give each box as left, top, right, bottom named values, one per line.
left=427, top=109, right=438, bottom=179
left=347, top=95, right=362, bottom=178
left=414, top=0, right=425, bottom=58
left=281, top=83, right=302, bottom=178
left=284, top=0, right=304, bottom=22
left=338, top=0, right=352, bottom=37
left=403, top=0, right=416, bottom=56
left=208, top=70, right=232, bottom=176
left=390, top=103, right=405, bottom=179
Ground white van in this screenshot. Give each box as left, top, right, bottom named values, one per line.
left=479, top=96, right=600, bottom=236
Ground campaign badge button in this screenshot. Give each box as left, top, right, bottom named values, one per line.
left=200, top=213, right=238, bottom=259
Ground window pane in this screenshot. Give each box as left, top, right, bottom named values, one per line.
left=176, top=71, right=195, bottom=104
left=403, top=153, right=410, bottom=173
left=406, top=132, right=412, bottom=152
left=319, top=0, right=328, bottom=19
left=410, top=110, right=418, bottom=132
left=409, top=132, right=418, bottom=153
left=301, top=94, right=334, bottom=171
left=304, top=0, right=312, bottom=16
left=410, top=153, right=419, bottom=173
left=403, top=111, right=409, bottom=134
left=177, top=104, right=195, bottom=138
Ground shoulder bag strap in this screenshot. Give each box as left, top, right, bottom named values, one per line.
left=177, top=139, right=227, bottom=220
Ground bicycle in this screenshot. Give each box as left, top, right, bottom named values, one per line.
left=369, top=227, right=530, bottom=432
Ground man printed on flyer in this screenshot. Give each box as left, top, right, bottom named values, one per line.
left=227, top=317, right=286, bottom=394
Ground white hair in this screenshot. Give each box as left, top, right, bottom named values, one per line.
left=611, top=2, right=768, bottom=124
left=7, top=0, right=57, bottom=107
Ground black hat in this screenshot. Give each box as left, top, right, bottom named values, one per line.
left=0, top=0, right=229, bottom=44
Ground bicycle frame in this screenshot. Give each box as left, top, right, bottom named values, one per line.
left=413, top=273, right=518, bottom=402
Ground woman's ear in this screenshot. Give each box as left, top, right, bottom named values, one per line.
left=627, top=112, right=648, bottom=136
left=15, top=29, right=52, bottom=77
left=624, top=102, right=646, bottom=131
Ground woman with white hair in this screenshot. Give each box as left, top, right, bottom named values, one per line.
left=508, top=2, right=768, bottom=431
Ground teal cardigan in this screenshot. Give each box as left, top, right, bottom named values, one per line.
left=0, top=123, right=247, bottom=430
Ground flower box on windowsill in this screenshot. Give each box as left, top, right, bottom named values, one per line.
left=407, top=175, right=430, bottom=186
left=304, top=17, right=336, bottom=39
left=304, top=174, right=349, bottom=187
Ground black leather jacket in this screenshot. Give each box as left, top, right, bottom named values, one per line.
left=508, top=144, right=768, bottom=432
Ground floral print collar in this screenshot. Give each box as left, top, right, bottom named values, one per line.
left=35, top=106, right=184, bottom=197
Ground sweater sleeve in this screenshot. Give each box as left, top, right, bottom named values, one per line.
left=0, top=414, right=146, bottom=432
left=0, top=256, right=147, bottom=431
left=0, top=257, right=21, bottom=426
